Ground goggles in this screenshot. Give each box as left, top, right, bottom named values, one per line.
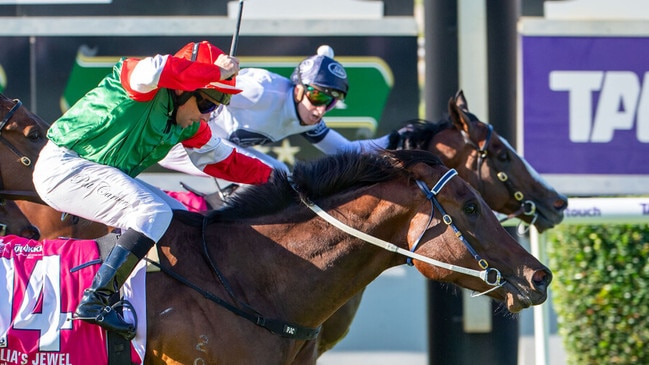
left=194, top=91, right=219, bottom=114
left=305, top=85, right=337, bottom=109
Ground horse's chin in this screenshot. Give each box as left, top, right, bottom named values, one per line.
left=503, top=282, right=542, bottom=313
left=505, top=294, right=528, bottom=313
left=519, top=212, right=563, bottom=233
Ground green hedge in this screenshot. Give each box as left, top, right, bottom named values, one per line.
left=546, top=224, right=649, bottom=365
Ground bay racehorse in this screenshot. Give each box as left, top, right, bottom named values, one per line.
left=142, top=149, right=551, bottom=364
left=389, top=90, right=567, bottom=234
left=1, top=149, right=551, bottom=364
left=316, top=90, right=568, bottom=353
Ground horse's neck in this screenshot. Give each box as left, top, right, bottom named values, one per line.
left=167, top=198, right=408, bottom=328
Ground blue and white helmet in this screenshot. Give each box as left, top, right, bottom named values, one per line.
left=290, top=45, right=348, bottom=101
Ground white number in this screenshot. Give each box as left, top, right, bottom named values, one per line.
left=1, top=255, right=73, bottom=351
left=0, top=256, right=15, bottom=348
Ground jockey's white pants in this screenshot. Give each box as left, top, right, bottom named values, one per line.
left=33, top=141, right=187, bottom=242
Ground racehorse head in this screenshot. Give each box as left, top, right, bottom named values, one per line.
left=0, top=94, right=50, bottom=204
left=374, top=150, right=551, bottom=311
left=216, top=149, right=551, bottom=313
left=0, top=199, right=40, bottom=240
left=392, top=90, right=568, bottom=233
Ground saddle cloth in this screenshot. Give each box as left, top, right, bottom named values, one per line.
left=0, top=235, right=146, bottom=365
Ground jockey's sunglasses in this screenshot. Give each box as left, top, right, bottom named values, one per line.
left=304, top=85, right=336, bottom=108
left=194, top=91, right=219, bottom=114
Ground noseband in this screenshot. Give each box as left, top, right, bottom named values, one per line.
left=291, top=168, right=505, bottom=297
left=0, top=99, right=44, bottom=202
left=461, top=123, right=538, bottom=234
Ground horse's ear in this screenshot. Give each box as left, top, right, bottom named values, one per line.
left=448, top=96, right=472, bottom=134
left=455, top=90, right=469, bottom=112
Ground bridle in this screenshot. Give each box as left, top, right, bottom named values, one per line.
left=460, top=122, right=538, bottom=234
left=0, top=99, right=45, bottom=203
left=291, top=168, right=505, bottom=297
left=391, top=120, right=539, bottom=235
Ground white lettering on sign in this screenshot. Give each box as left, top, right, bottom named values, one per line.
left=549, top=70, right=649, bottom=143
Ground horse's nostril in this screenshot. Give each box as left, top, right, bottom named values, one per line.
left=554, top=197, right=568, bottom=210
left=532, top=269, right=552, bottom=287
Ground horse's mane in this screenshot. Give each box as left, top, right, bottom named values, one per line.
left=391, top=118, right=452, bottom=150
left=389, top=111, right=481, bottom=150
left=208, top=149, right=443, bottom=221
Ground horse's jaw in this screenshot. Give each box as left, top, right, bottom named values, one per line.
left=499, top=266, right=552, bottom=312
left=413, top=259, right=551, bottom=313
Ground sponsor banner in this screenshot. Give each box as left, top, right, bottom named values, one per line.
left=521, top=34, right=649, bottom=176
left=561, top=197, right=649, bottom=225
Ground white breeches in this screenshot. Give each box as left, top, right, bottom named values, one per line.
left=33, top=141, right=186, bottom=242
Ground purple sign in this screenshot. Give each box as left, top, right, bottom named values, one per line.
left=522, top=36, right=649, bottom=175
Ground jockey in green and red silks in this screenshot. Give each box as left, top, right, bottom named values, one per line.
left=33, top=41, right=272, bottom=340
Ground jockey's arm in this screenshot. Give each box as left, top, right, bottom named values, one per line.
left=309, top=127, right=392, bottom=154
left=122, top=54, right=224, bottom=100
left=181, top=121, right=272, bottom=184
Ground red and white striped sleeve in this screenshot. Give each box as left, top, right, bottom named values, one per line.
left=181, top=121, right=272, bottom=185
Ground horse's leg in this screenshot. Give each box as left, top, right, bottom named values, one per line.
left=316, top=289, right=366, bottom=355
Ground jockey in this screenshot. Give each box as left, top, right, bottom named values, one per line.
left=158, top=45, right=393, bottom=176
left=32, top=40, right=273, bottom=340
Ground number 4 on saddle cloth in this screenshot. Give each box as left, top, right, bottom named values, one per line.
left=0, top=235, right=146, bottom=365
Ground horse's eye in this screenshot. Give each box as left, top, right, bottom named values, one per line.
left=28, top=131, right=44, bottom=142
left=497, top=150, right=510, bottom=162
left=464, top=202, right=479, bottom=216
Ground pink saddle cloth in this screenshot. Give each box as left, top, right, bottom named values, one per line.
left=0, top=235, right=143, bottom=365
left=165, top=190, right=208, bottom=212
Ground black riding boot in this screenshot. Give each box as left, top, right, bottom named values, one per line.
left=74, top=229, right=155, bottom=340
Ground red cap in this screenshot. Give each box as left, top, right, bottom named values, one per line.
left=174, top=41, right=242, bottom=95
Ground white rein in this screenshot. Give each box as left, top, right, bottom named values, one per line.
left=293, top=168, right=505, bottom=297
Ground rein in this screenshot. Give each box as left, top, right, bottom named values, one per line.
left=0, top=99, right=45, bottom=203
left=290, top=169, right=505, bottom=298
left=143, top=216, right=321, bottom=341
